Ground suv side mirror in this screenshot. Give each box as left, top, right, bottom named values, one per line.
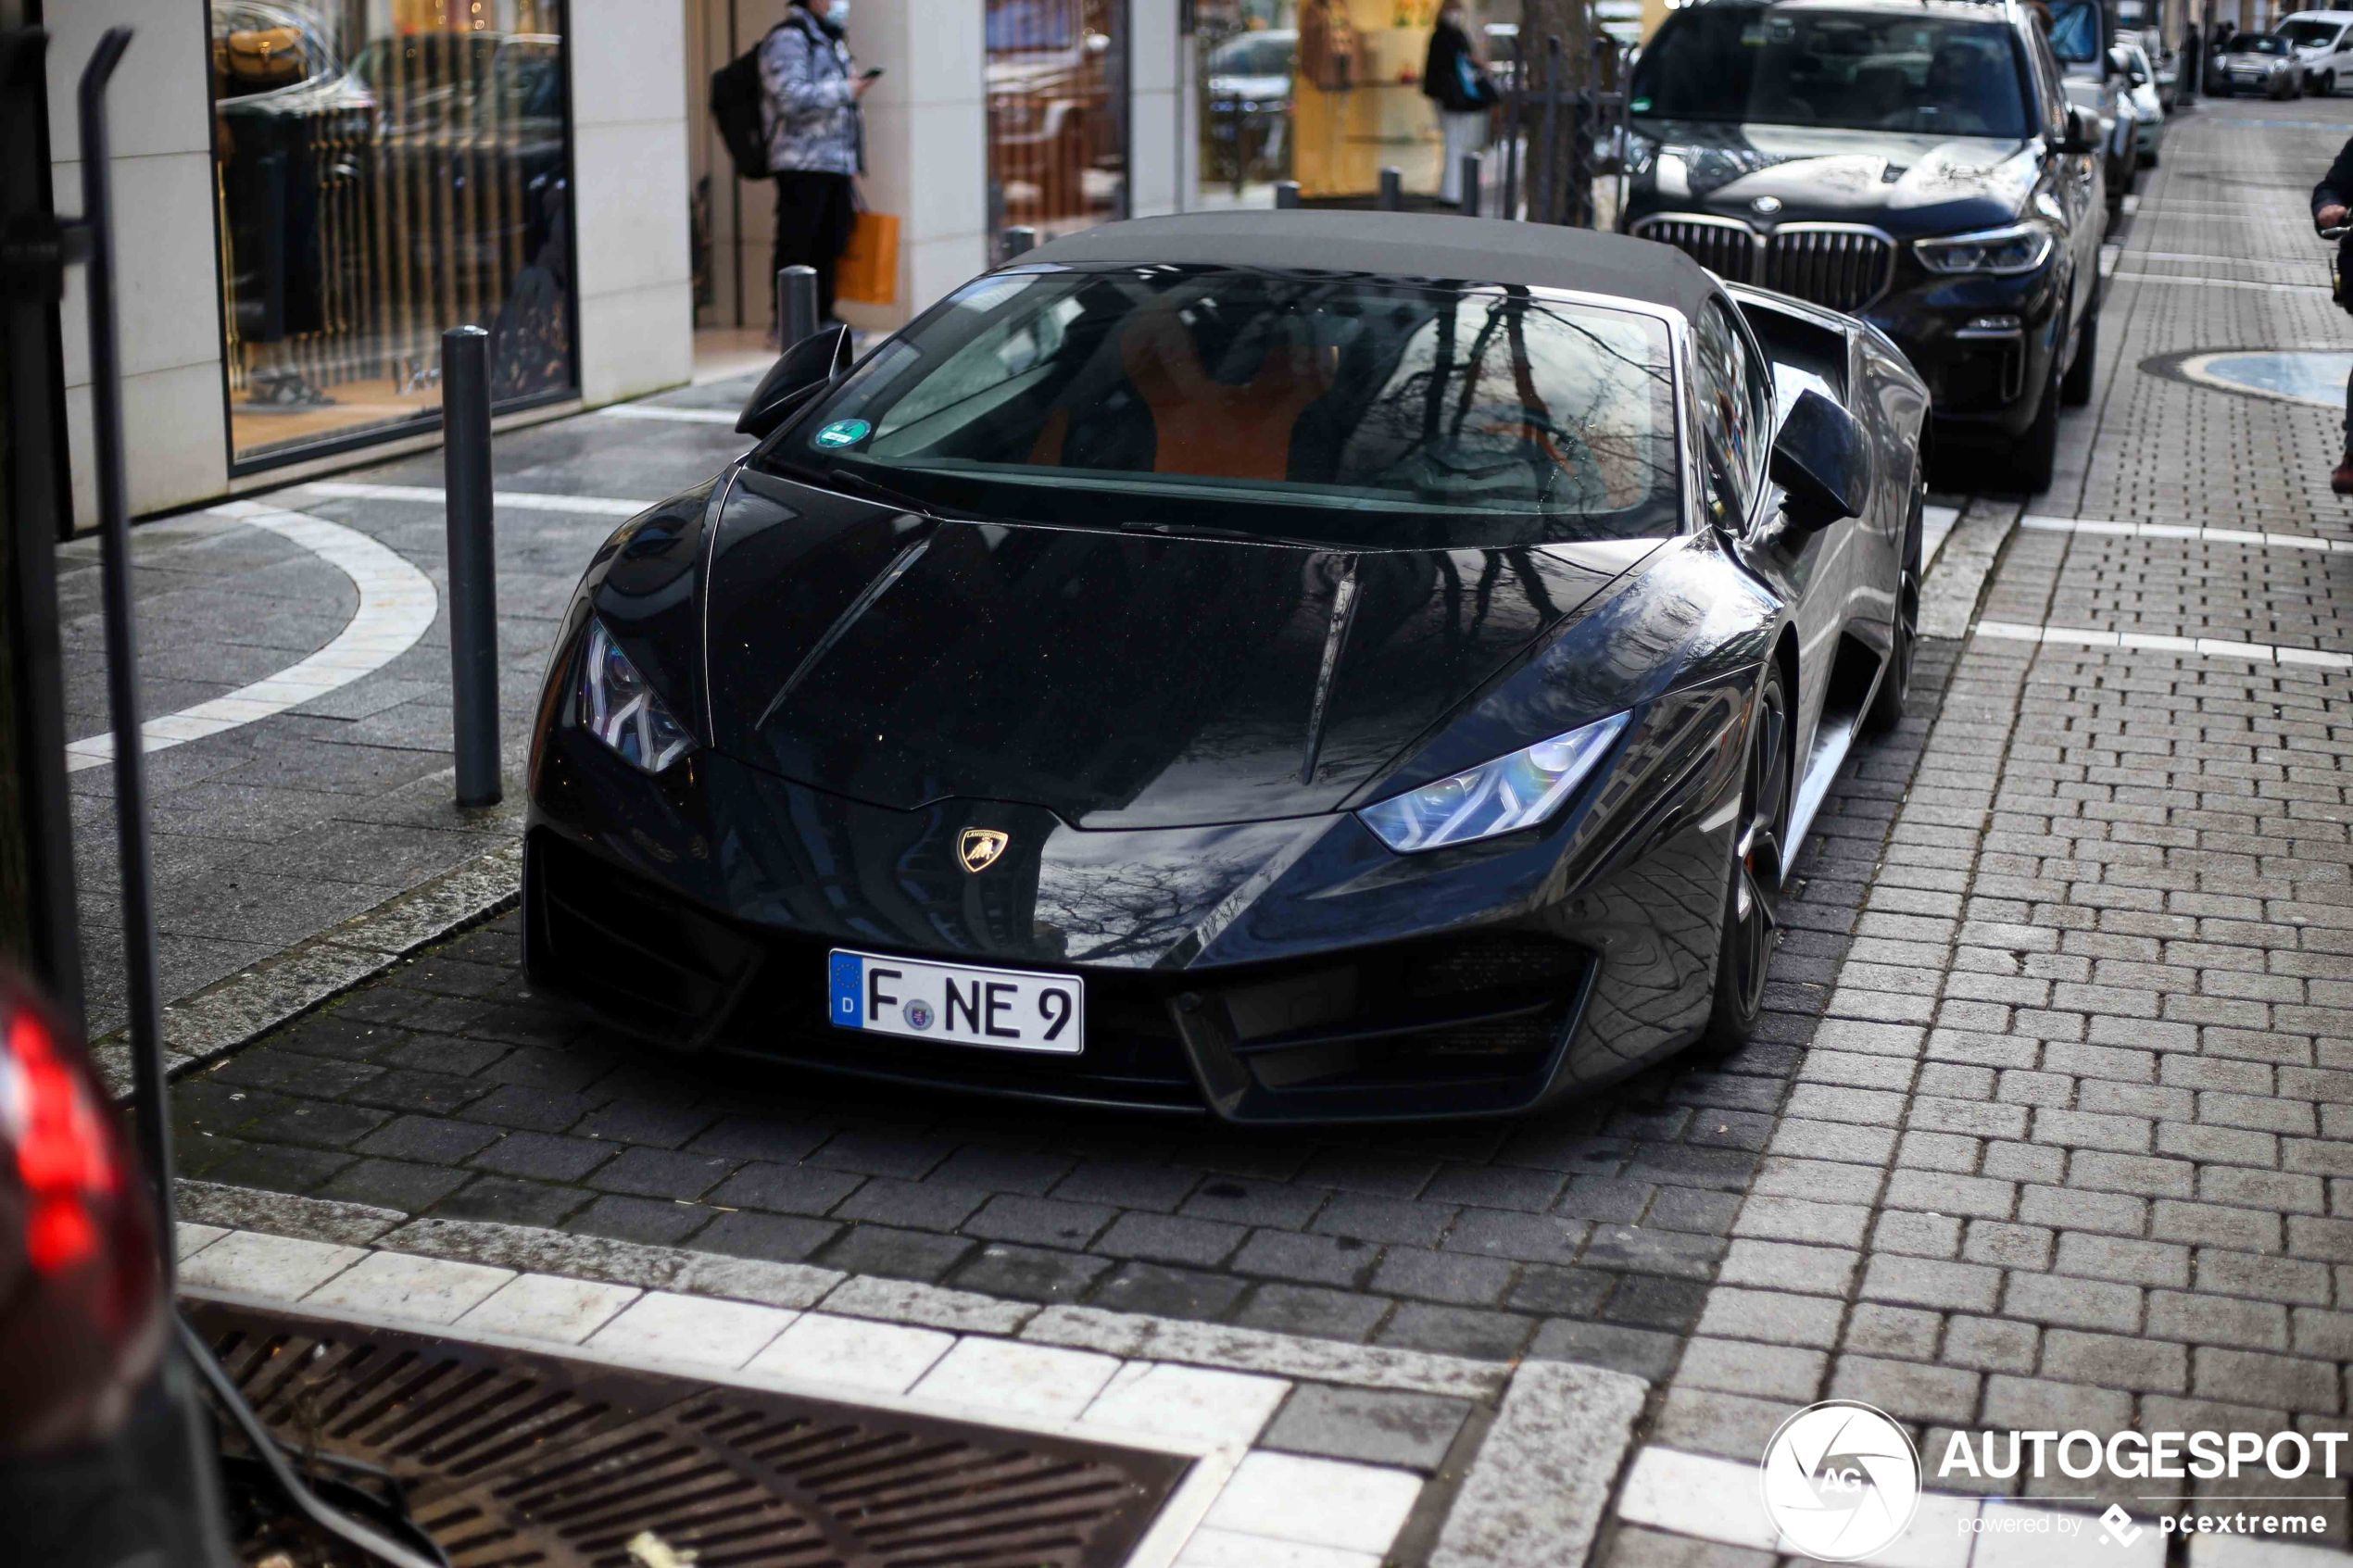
left=737, top=323, right=855, bottom=439
left=2057, top=105, right=2099, bottom=154
left=1769, top=389, right=1869, bottom=532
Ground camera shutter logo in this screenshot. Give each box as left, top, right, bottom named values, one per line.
left=1758, top=1400, right=1921, bottom=1561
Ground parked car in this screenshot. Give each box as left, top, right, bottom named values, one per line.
left=2215, top=31, right=2306, bottom=97
left=2119, top=41, right=2165, bottom=165
left=1623, top=0, right=2107, bottom=491
left=2047, top=0, right=2135, bottom=207
left=523, top=212, right=1932, bottom=1123
left=0, top=971, right=229, bottom=1568
left=2279, top=9, right=2353, bottom=94
left=2114, top=0, right=2179, bottom=107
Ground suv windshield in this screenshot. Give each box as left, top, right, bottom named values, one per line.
left=2229, top=32, right=2292, bottom=52
left=2280, top=19, right=2343, bottom=44
left=1631, top=6, right=2031, bottom=138
left=768, top=266, right=1682, bottom=547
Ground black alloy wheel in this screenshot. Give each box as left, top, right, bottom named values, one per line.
left=1704, top=663, right=1791, bottom=1049
left=1863, top=485, right=1923, bottom=736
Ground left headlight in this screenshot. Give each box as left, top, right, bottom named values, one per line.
left=1914, top=222, right=2056, bottom=277
left=1358, top=712, right=1629, bottom=854
left=577, top=620, right=697, bottom=774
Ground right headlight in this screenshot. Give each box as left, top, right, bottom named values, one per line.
left=576, top=619, right=697, bottom=774
left=1358, top=712, right=1629, bottom=854
left=1913, top=222, right=2056, bottom=277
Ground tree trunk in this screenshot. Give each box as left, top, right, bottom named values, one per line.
left=1516, top=0, right=1600, bottom=223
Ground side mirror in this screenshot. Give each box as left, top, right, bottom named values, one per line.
left=736, top=323, right=855, bottom=439
left=1769, top=389, right=1869, bottom=532
left=2057, top=105, right=2099, bottom=154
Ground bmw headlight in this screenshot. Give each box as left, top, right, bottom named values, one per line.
left=577, top=620, right=697, bottom=774
left=1358, top=712, right=1629, bottom=854
left=1914, top=222, right=2055, bottom=277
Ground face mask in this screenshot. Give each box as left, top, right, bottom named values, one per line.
left=825, top=0, right=850, bottom=25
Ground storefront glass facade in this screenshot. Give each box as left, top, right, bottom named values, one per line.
left=208, top=0, right=576, bottom=467
left=1189, top=0, right=1638, bottom=211
left=987, top=0, right=1130, bottom=252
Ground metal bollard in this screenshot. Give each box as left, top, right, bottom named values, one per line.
left=441, top=326, right=500, bottom=809
left=775, top=264, right=819, bottom=349
left=1275, top=180, right=1302, bottom=209
left=1460, top=153, right=1483, bottom=216
left=1378, top=167, right=1403, bottom=210
left=1000, top=225, right=1038, bottom=260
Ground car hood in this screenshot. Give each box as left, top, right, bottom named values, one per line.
left=696, top=470, right=1651, bottom=830
left=1629, top=119, right=2040, bottom=238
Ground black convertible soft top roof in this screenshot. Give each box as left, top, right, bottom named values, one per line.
left=1017, top=211, right=1720, bottom=320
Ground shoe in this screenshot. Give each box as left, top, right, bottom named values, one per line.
left=2335, top=456, right=2353, bottom=495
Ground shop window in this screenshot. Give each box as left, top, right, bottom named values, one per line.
left=987, top=0, right=1130, bottom=251
left=208, top=0, right=576, bottom=468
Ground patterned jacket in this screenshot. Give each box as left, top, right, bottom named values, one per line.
left=761, top=9, right=862, bottom=176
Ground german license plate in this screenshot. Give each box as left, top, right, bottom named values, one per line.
left=826, top=948, right=1083, bottom=1055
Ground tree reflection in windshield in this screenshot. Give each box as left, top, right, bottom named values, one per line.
left=776, top=266, right=1682, bottom=549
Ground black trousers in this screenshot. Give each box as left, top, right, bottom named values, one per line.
left=772, top=169, right=857, bottom=327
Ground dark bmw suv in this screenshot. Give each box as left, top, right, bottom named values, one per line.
left=1623, top=0, right=2107, bottom=491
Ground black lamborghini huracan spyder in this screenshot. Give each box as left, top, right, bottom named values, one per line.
left=524, top=212, right=1929, bottom=1123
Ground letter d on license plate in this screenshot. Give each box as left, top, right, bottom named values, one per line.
left=828, top=949, right=1084, bottom=1055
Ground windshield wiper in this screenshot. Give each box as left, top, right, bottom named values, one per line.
left=820, top=467, right=977, bottom=520
left=1116, top=519, right=1329, bottom=548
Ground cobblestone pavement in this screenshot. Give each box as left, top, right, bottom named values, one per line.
left=1607, top=95, right=2353, bottom=1563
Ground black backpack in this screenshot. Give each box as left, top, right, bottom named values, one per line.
left=711, top=26, right=781, bottom=181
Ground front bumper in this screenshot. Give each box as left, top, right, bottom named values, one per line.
left=524, top=680, right=1751, bottom=1123
left=1865, top=265, right=2067, bottom=437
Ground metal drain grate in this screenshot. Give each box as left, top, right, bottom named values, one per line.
left=189, top=1300, right=1193, bottom=1568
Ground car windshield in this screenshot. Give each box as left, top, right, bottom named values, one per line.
left=1630, top=6, right=2031, bottom=138
left=2229, top=33, right=2292, bottom=52
left=768, top=266, right=1682, bottom=547
left=2280, top=19, right=2343, bottom=44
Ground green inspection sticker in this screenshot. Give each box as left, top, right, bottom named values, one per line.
left=814, top=419, right=871, bottom=448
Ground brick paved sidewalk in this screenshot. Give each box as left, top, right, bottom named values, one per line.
left=1608, top=96, right=2353, bottom=1564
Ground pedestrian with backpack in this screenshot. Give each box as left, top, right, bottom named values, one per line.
left=711, top=0, right=876, bottom=340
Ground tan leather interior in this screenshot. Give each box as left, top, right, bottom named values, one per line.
left=1028, top=298, right=1337, bottom=481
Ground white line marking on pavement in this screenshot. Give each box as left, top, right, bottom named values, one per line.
left=2022, top=514, right=2353, bottom=551
left=1974, top=620, right=2353, bottom=669
left=63, top=505, right=438, bottom=773
left=2109, top=271, right=2332, bottom=295
left=303, top=481, right=649, bottom=517
left=2100, top=243, right=2122, bottom=277
left=595, top=404, right=744, bottom=426
left=1615, top=1444, right=2165, bottom=1565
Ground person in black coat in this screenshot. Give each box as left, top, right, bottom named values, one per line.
left=2311, top=137, right=2353, bottom=491
left=1423, top=2, right=1495, bottom=204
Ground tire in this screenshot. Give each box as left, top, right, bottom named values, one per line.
left=2061, top=306, right=2097, bottom=408
left=1863, top=486, right=1922, bottom=738
left=1703, top=662, right=1791, bottom=1051
left=2007, top=345, right=2063, bottom=494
